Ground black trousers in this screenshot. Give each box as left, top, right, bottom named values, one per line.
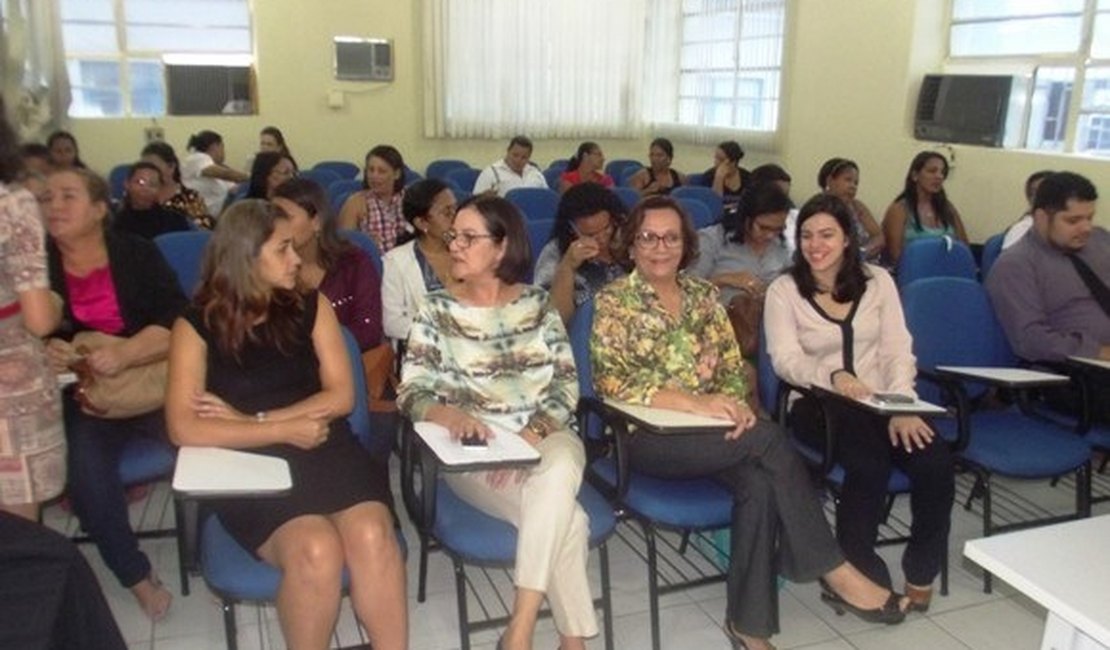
left=626, top=419, right=843, bottom=638
left=791, top=396, right=955, bottom=589
left=0, top=511, right=126, bottom=650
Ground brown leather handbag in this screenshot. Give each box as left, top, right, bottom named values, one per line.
left=70, top=331, right=167, bottom=419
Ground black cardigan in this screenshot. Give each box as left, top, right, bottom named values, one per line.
left=48, top=230, right=187, bottom=340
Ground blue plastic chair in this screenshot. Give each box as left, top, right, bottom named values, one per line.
left=526, top=218, right=554, bottom=273
left=684, top=172, right=708, bottom=187
left=298, top=167, right=340, bottom=189
left=604, top=159, right=642, bottom=184
left=108, top=163, right=131, bottom=203
left=671, top=186, right=723, bottom=223
left=901, top=278, right=1091, bottom=591
left=185, top=329, right=404, bottom=650
left=312, top=160, right=360, bottom=180
left=506, top=187, right=560, bottom=222
left=154, top=230, right=213, bottom=297
left=403, top=167, right=423, bottom=187
left=445, top=167, right=481, bottom=195
left=979, top=232, right=1005, bottom=281
left=617, top=166, right=642, bottom=187
left=610, top=186, right=640, bottom=212
left=328, top=179, right=363, bottom=215
left=896, top=237, right=977, bottom=288
left=440, top=177, right=472, bottom=205
left=568, top=299, right=731, bottom=650
left=425, top=159, right=471, bottom=181
left=339, top=229, right=383, bottom=276
left=676, top=198, right=714, bottom=230
left=543, top=166, right=564, bottom=190
left=545, top=159, right=569, bottom=174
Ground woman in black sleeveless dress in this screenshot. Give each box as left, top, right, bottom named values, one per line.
left=165, top=199, right=406, bottom=650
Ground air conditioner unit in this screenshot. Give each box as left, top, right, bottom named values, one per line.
left=334, top=37, right=393, bottom=82
left=914, top=74, right=1024, bottom=148
left=165, top=64, right=253, bottom=115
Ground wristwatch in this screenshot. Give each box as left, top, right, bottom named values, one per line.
left=525, top=419, right=551, bottom=439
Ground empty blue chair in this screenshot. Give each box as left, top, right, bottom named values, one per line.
left=446, top=167, right=481, bottom=195
left=979, top=232, right=1005, bottom=281
left=525, top=218, right=555, bottom=282
left=604, top=159, right=642, bottom=184
left=328, top=178, right=363, bottom=215
left=671, top=186, right=723, bottom=223
left=617, top=166, right=642, bottom=187
left=403, top=167, right=423, bottom=187
left=568, top=299, right=731, bottom=650
left=108, top=163, right=131, bottom=203
left=506, top=187, right=560, bottom=222
left=610, top=186, right=640, bottom=212
left=543, top=166, right=564, bottom=190
left=154, top=230, right=213, bottom=297
left=896, top=237, right=977, bottom=288
left=676, top=198, right=714, bottom=230
left=685, top=172, right=708, bottom=187
left=298, top=167, right=340, bottom=189
left=425, top=159, right=471, bottom=181
left=546, top=159, right=569, bottom=173
left=312, top=160, right=360, bottom=180
left=340, top=229, right=383, bottom=276
left=902, top=278, right=1091, bottom=591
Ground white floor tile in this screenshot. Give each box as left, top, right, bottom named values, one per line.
left=930, top=597, right=1046, bottom=650
left=846, top=618, right=970, bottom=650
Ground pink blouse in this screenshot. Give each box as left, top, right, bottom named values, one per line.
left=763, top=264, right=918, bottom=397
left=65, top=266, right=125, bottom=335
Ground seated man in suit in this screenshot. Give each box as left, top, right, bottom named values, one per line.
left=986, top=171, right=1108, bottom=418
left=472, top=135, right=548, bottom=197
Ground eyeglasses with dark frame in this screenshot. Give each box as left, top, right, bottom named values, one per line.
left=442, top=229, right=498, bottom=248
left=634, top=230, right=683, bottom=249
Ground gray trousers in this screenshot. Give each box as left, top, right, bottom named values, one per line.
left=626, top=418, right=842, bottom=638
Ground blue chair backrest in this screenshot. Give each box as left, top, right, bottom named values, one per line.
left=313, top=160, right=360, bottom=180
left=543, top=167, right=563, bottom=190
left=677, top=198, right=714, bottom=230
left=506, top=187, right=560, bottom=222
left=901, top=277, right=1016, bottom=402
left=109, top=163, right=131, bottom=202
left=604, top=159, right=642, bottom=184
left=685, top=172, right=708, bottom=187
left=340, top=327, right=391, bottom=458
left=328, top=179, right=363, bottom=214
left=546, top=159, right=569, bottom=174
left=299, top=167, right=340, bottom=189
left=671, top=186, right=723, bottom=222
left=154, top=230, right=213, bottom=296
left=441, top=177, right=471, bottom=204
left=896, top=237, right=977, bottom=288
left=611, top=187, right=640, bottom=212
left=567, top=298, right=605, bottom=441
left=403, top=168, right=423, bottom=187
left=756, top=329, right=781, bottom=419
left=446, top=167, right=481, bottom=194
left=340, top=229, right=384, bottom=276
left=425, top=159, right=470, bottom=181
left=979, top=232, right=1005, bottom=282
left=526, top=218, right=555, bottom=270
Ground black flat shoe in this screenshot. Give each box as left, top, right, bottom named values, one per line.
left=818, top=578, right=906, bottom=625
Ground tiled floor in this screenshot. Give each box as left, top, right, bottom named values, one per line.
left=42, top=460, right=1110, bottom=650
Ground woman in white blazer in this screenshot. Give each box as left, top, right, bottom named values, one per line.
left=382, top=179, right=459, bottom=341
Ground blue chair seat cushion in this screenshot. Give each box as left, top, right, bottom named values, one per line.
left=589, top=457, right=732, bottom=530
left=933, top=409, right=1091, bottom=478
left=432, top=480, right=615, bottom=565
left=119, top=437, right=176, bottom=486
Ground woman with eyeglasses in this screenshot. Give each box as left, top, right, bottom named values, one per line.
left=271, top=177, right=383, bottom=351
left=398, top=195, right=596, bottom=650
left=381, top=179, right=458, bottom=342
left=591, top=195, right=909, bottom=650
left=533, top=182, right=628, bottom=325
left=691, top=183, right=792, bottom=364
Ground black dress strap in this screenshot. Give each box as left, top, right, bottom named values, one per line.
left=804, top=294, right=863, bottom=375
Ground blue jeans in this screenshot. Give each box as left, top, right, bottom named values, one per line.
left=64, top=396, right=168, bottom=588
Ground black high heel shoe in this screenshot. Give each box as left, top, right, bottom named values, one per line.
left=818, top=578, right=906, bottom=625
left=722, top=621, right=749, bottom=650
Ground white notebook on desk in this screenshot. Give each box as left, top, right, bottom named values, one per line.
left=414, top=421, right=541, bottom=466
left=602, top=399, right=735, bottom=432
left=173, top=447, right=292, bottom=494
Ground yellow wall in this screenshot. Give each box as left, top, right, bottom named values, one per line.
left=67, top=0, right=1109, bottom=241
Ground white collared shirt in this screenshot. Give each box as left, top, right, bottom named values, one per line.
left=472, top=158, right=549, bottom=196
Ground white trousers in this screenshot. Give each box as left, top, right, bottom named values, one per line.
left=444, top=430, right=597, bottom=637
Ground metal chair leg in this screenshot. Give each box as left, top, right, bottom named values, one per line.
left=600, top=542, right=614, bottom=650
left=453, top=559, right=471, bottom=650
left=222, top=600, right=238, bottom=650
left=981, top=472, right=994, bottom=594
left=645, top=526, right=661, bottom=650
left=417, top=533, right=430, bottom=603
left=677, top=529, right=691, bottom=555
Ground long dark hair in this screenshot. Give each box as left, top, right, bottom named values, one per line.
left=194, top=199, right=304, bottom=359
left=894, top=151, right=955, bottom=232
left=553, top=182, right=626, bottom=255
left=260, top=126, right=296, bottom=168
left=723, top=182, right=792, bottom=244
left=362, top=144, right=405, bottom=194
left=398, top=178, right=450, bottom=247
left=141, top=141, right=183, bottom=183
left=0, top=96, right=22, bottom=183
left=271, top=177, right=350, bottom=272
left=247, top=151, right=291, bottom=199
left=790, top=193, right=869, bottom=302
left=47, top=130, right=87, bottom=169
left=566, top=141, right=600, bottom=172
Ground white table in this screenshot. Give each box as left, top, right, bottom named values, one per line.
left=1068, top=356, right=1110, bottom=373
left=964, top=516, right=1110, bottom=650
left=601, top=398, right=735, bottom=435
left=936, top=365, right=1071, bottom=387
